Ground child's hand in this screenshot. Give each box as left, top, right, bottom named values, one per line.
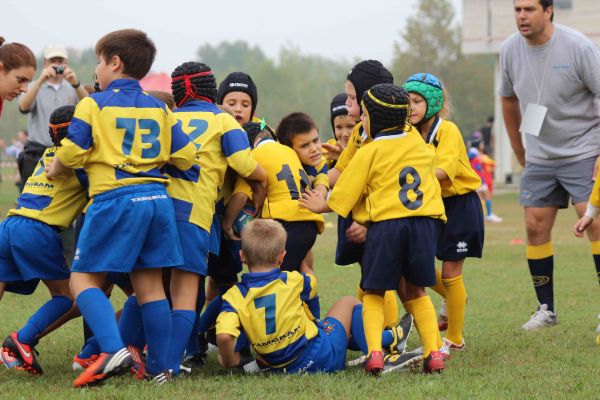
left=300, top=188, right=327, bottom=213
left=574, top=216, right=593, bottom=238
left=346, top=221, right=367, bottom=244
left=223, top=225, right=241, bottom=241
left=322, top=142, right=343, bottom=162
left=44, top=157, right=56, bottom=180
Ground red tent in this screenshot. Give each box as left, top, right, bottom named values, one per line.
left=140, top=72, right=171, bottom=92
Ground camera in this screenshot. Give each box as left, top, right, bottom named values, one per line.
left=53, top=65, right=65, bottom=74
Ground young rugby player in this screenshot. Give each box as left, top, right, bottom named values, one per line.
left=0, top=105, right=87, bottom=374
left=301, top=83, right=447, bottom=374
left=46, top=29, right=197, bottom=387
left=216, top=219, right=416, bottom=374
left=403, top=73, right=484, bottom=351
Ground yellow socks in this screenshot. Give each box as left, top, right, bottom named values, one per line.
left=430, top=268, right=446, bottom=298
left=358, top=285, right=398, bottom=328
left=404, top=295, right=440, bottom=358
left=362, top=293, right=385, bottom=354
left=442, top=275, right=466, bottom=344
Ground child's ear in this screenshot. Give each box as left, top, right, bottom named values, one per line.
left=239, top=250, right=247, bottom=265
left=276, top=250, right=286, bottom=266
left=110, top=55, right=124, bottom=72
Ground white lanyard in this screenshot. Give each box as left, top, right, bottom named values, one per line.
left=522, top=35, right=555, bottom=104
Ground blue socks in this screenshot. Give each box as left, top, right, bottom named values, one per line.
left=78, top=336, right=100, bottom=359
left=18, top=295, right=72, bottom=345
left=185, top=286, right=207, bottom=356
left=169, top=309, right=196, bottom=374
left=485, top=199, right=492, bottom=217
left=141, top=299, right=172, bottom=374
left=118, top=295, right=146, bottom=349
left=76, top=288, right=123, bottom=354
left=347, top=304, right=393, bottom=354
left=307, top=296, right=321, bottom=320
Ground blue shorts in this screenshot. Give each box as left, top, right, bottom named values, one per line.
left=361, top=218, right=440, bottom=290
left=437, top=192, right=484, bottom=261
left=335, top=214, right=364, bottom=266
left=208, top=213, right=221, bottom=256
left=276, top=317, right=347, bottom=374
left=176, top=220, right=209, bottom=276
left=279, top=221, right=318, bottom=272
left=0, top=216, right=69, bottom=291
left=105, top=272, right=133, bottom=290
left=71, top=183, right=183, bottom=274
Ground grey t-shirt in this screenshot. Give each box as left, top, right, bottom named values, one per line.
left=499, top=24, right=600, bottom=165
left=22, top=80, right=78, bottom=148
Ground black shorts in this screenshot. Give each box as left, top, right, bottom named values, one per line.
left=361, top=217, right=440, bottom=290
left=278, top=221, right=318, bottom=272
left=437, top=191, right=484, bottom=261
left=335, top=214, right=364, bottom=266
left=207, top=236, right=242, bottom=286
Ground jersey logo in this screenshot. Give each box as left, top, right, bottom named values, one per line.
left=531, top=276, right=550, bottom=286
left=16, top=340, right=31, bottom=360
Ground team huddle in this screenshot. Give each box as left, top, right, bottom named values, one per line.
left=0, top=28, right=486, bottom=387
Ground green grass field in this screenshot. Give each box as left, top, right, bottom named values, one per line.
left=0, top=180, right=599, bottom=399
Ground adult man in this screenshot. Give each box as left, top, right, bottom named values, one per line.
left=500, top=0, right=600, bottom=332
left=18, top=44, right=87, bottom=185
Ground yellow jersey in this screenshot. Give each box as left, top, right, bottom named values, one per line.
left=235, top=139, right=325, bottom=232
left=328, top=129, right=446, bottom=224
left=216, top=268, right=318, bottom=368
left=304, top=157, right=329, bottom=190
left=56, top=79, right=196, bottom=197
left=164, top=100, right=257, bottom=230
left=426, top=118, right=481, bottom=197
left=9, top=148, right=88, bottom=230
left=335, top=122, right=370, bottom=173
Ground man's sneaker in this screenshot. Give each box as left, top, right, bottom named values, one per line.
left=438, top=299, right=448, bottom=331
left=72, top=348, right=133, bottom=388
left=1, top=346, right=24, bottom=370
left=521, top=304, right=558, bottom=331
left=2, top=332, right=43, bottom=374
left=422, top=350, right=445, bottom=373
left=442, top=337, right=466, bottom=351
left=363, top=351, right=384, bottom=376
left=145, top=369, right=173, bottom=386
left=486, top=213, right=503, bottom=223
left=385, top=313, right=413, bottom=355
left=382, top=349, right=422, bottom=374
left=72, top=354, right=99, bottom=371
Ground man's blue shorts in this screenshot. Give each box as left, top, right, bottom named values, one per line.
left=176, top=220, right=209, bottom=276
left=361, top=217, right=440, bottom=290
left=0, top=216, right=69, bottom=293
left=71, top=183, right=183, bottom=274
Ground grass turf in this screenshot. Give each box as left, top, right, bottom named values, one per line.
left=0, top=181, right=599, bottom=399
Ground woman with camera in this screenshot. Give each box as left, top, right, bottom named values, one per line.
left=17, top=44, right=87, bottom=187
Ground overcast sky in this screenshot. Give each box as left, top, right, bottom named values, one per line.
left=2, top=0, right=462, bottom=73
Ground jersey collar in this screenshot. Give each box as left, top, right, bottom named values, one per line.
left=373, top=129, right=406, bottom=141
left=176, top=99, right=219, bottom=113
left=105, top=78, right=143, bottom=92
left=255, top=138, right=276, bottom=149
left=425, top=116, right=443, bottom=146
left=241, top=268, right=281, bottom=284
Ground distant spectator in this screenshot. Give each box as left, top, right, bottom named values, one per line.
left=480, top=116, right=494, bottom=155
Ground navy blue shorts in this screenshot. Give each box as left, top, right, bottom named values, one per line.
left=176, top=221, right=209, bottom=276
left=0, top=216, right=69, bottom=290
left=72, top=183, right=183, bottom=274
left=207, top=236, right=242, bottom=285
left=273, top=317, right=347, bottom=374
left=279, top=221, right=318, bottom=272
left=361, top=218, right=440, bottom=290
left=335, top=214, right=364, bottom=266
left=437, top=191, right=484, bottom=261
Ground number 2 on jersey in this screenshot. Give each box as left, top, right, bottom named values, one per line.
left=254, top=294, right=276, bottom=335
left=116, top=117, right=161, bottom=158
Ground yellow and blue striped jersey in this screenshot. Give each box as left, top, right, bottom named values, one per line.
left=216, top=268, right=318, bottom=368
left=8, top=148, right=88, bottom=230
left=163, top=100, right=257, bottom=230
left=426, top=118, right=481, bottom=197
left=234, top=139, right=325, bottom=232
left=328, top=129, right=446, bottom=224
left=56, top=79, right=196, bottom=197
left=304, top=157, right=329, bottom=190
